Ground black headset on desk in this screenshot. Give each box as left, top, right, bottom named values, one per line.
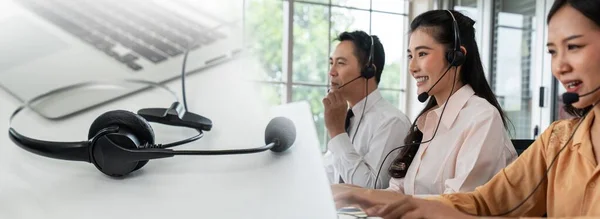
left=8, top=49, right=297, bottom=178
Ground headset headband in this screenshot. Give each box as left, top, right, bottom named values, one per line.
left=445, top=9, right=462, bottom=53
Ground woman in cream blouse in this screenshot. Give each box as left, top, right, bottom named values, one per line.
left=332, top=9, right=517, bottom=197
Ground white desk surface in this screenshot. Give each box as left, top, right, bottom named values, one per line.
left=0, top=57, right=339, bottom=219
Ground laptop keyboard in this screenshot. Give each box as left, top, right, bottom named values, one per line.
left=16, top=0, right=227, bottom=71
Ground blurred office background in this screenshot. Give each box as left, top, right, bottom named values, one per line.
left=242, top=0, right=570, bottom=150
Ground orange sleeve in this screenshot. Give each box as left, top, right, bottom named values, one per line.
left=478, top=217, right=600, bottom=219
left=433, top=215, right=600, bottom=219
left=423, top=122, right=558, bottom=217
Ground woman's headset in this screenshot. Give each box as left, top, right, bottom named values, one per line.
left=446, top=9, right=466, bottom=67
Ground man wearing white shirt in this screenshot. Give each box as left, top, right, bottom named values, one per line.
left=323, top=30, right=411, bottom=189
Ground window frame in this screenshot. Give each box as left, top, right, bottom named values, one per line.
left=245, top=0, right=409, bottom=148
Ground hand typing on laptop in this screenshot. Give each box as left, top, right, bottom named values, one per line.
left=334, top=189, right=476, bottom=219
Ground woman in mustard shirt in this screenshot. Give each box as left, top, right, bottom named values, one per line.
left=334, top=0, right=600, bottom=218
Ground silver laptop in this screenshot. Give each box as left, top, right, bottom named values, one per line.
left=0, top=0, right=243, bottom=119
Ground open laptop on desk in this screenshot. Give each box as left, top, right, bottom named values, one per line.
left=0, top=0, right=243, bottom=119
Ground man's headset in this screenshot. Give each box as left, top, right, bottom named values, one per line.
left=348, top=34, right=376, bottom=144
left=336, top=34, right=377, bottom=90
left=417, top=10, right=466, bottom=103
left=362, top=35, right=376, bottom=80
left=8, top=50, right=297, bottom=178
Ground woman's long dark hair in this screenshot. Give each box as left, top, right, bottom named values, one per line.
left=548, top=0, right=600, bottom=117
left=388, top=10, right=511, bottom=178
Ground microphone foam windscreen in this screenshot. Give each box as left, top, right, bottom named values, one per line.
left=562, top=92, right=579, bottom=105
left=418, top=92, right=429, bottom=103
left=265, top=117, right=296, bottom=152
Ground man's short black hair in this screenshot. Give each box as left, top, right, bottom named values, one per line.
left=335, top=30, right=385, bottom=84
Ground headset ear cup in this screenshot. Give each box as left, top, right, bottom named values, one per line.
left=446, top=50, right=456, bottom=66
left=453, top=51, right=465, bottom=66
left=89, top=110, right=155, bottom=173
left=446, top=50, right=466, bottom=67
left=362, top=65, right=376, bottom=79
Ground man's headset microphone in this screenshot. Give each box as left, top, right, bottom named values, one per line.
left=8, top=47, right=297, bottom=178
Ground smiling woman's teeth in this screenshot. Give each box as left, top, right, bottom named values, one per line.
left=417, top=76, right=429, bottom=82
left=566, top=81, right=581, bottom=89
